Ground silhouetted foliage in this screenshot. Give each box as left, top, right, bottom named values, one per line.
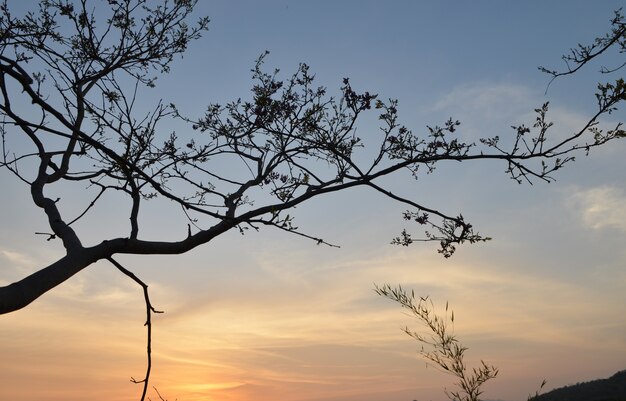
left=540, top=8, right=626, bottom=82
left=376, top=284, right=498, bottom=401
left=0, top=1, right=625, bottom=399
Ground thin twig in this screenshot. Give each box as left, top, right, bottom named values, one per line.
left=108, top=257, right=163, bottom=401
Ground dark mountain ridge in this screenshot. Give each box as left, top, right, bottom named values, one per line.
left=531, top=370, right=626, bottom=401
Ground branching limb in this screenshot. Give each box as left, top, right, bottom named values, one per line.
left=365, top=181, right=490, bottom=257
left=539, top=8, right=626, bottom=88
left=108, top=257, right=163, bottom=401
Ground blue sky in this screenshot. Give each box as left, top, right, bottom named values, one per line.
left=1, top=2, right=625, bottom=401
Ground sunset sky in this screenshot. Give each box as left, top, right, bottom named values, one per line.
left=1, top=1, right=625, bottom=401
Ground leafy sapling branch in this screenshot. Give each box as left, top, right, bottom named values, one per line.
left=375, top=284, right=498, bottom=401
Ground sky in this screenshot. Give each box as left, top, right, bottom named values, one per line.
left=1, top=1, right=625, bottom=401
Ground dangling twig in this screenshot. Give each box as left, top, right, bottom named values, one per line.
left=108, top=257, right=164, bottom=401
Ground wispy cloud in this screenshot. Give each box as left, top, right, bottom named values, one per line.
left=432, top=82, right=533, bottom=118
left=567, top=185, right=626, bottom=231
left=426, top=81, right=619, bottom=151
left=0, top=248, right=45, bottom=285
left=0, top=249, right=35, bottom=266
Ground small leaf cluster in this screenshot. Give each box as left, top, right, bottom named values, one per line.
left=392, top=211, right=490, bottom=258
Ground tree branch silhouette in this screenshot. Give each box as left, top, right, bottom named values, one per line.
left=0, top=1, right=624, bottom=398
left=109, top=257, right=163, bottom=401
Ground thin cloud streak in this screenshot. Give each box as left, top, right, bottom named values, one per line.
left=568, top=185, right=626, bottom=231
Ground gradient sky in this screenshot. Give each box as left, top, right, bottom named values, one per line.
left=1, top=1, right=625, bottom=401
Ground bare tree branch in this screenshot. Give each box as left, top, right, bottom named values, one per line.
left=0, top=2, right=624, bottom=400
left=1, top=1, right=624, bottom=315
left=539, top=8, right=626, bottom=90
left=109, top=257, right=163, bottom=401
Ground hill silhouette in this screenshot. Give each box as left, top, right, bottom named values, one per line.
left=532, top=370, right=626, bottom=401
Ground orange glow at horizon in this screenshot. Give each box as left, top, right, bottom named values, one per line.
left=2, top=247, right=624, bottom=401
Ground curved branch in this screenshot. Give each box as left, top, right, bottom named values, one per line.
left=540, top=9, right=626, bottom=90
